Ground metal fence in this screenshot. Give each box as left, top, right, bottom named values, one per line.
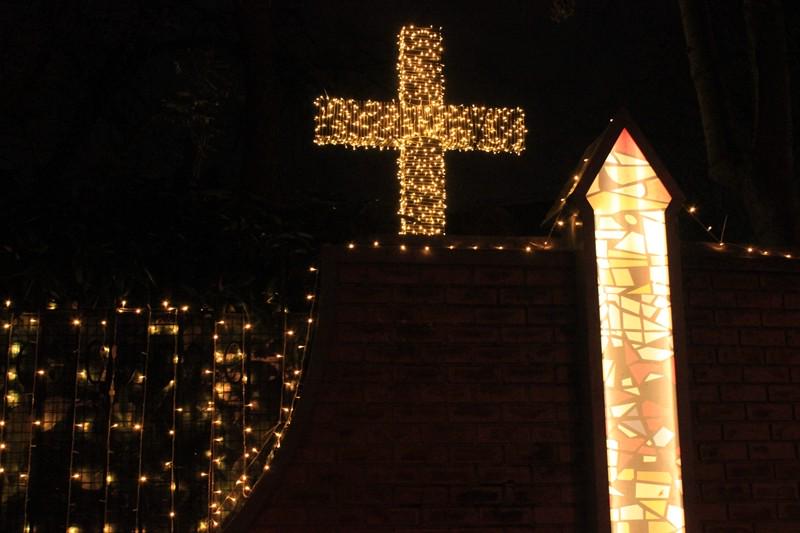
left=0, top=270, right=318, bottom=532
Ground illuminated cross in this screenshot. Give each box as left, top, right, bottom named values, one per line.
left=314, top=25, right=527, bottom=236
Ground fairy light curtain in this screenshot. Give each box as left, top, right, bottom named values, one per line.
left=0, top=263, right=318, bottom=532
left=314, top=25, right=527, bottom=236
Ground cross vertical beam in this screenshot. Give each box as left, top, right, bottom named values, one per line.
left=397, top=27, right=446, bottom=235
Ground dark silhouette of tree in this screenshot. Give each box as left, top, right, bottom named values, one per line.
left=679, top=0, right=797, bottom=244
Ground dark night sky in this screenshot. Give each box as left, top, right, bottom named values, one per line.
left=274, top=0, right=708, bottom=234
left=3, top=1, right=798, bottom=239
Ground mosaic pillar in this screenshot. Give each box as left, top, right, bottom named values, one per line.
left=586, top=128, right=685, bottom=533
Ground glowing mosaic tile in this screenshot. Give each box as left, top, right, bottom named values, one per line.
left=587, top=129, right=685, bottom=532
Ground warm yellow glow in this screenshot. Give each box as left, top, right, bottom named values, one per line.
left=314, top=25, right=526, bottom=235
left=586, top=129, right=684, bottom=532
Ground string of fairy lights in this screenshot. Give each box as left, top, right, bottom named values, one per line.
left=314, top=24, right=527, bottom=237
left=168, top=307, right=179, bottom=531
left=21, top=313, right=40, bottom=531
left=65, top=318, right=83, bottom=530
left=0, top=264, right=319, bottom=532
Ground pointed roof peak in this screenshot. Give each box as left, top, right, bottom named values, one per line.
left=543, top=111, right=684, bottom=224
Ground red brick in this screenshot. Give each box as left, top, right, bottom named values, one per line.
left=393, top=402, right=448, bottom=422
left=692, top=384, right=720, bottom=401
left=338, top=285, right=394, bottom=303
left=778, top=502, right=800, bottom=519
left=696, top=403, right=745, bottom=420
left=695, top=462, right=726, bottom=480
left=787, top=330, right=800, bottom=346
left=393, top=286, right=444, bottom=303
left=747, top=442, right=797, bottom=460
left=448, top=364, right=498, bottom=382
left=736, top=291, right=784, bottom=309
left=693, top=502, right=728, bottom=520
left=551, top=287, right=575, bottom=305
left=317, top=381, right=365, bottom=402
left=720, top=384, right=767, bottom=402
left=394, top=443, right=448, bottom=463
left=476, top=465, right=531, bottom=484
left=415, top=422, right=475, bottom=443
left=526, top=306, right=575, bottom=325
left=746, top=403, right=794, bottom=420
left=394, top=364, right=447, bottom=382
left=337, top=322, right=395, bottom=343
left=723, top=422, right=771, bottom=440
left=699, top=442, right=748, bottom=461
left=446, top=325, right=499, bottom=343
left=685, top=271, right=712, bottom=288
left=326, top=362, right=394, bottom=382
left=327, top=343, right=364, bottom=362
left=449, top=402, right=501, bottom=422
left=499, top=287, right=551, bottom=305
left=502, top=403, right=557, bottom=422
left=701, top=481, right=751, bottom=501
left=718, top=346, right=764, bottom=364
left=501, top=326, right=553, bottom=343
left=728, top=502, right=777, bottom=520
left=393, top=486, right=449, bottom=506
left=705, top=524, right=752, bottom=533
left=501, top=363, right=554, bottom=383
left=768, top=385, right=800, bottom=401
left=694, top=424, right=722, bottom=441
left=475, top=306, right=525, bottom=324
left=726, top=462, right=774, bottom=479
left=689, top=289, right=736, bottom=307
left=366, top=264, right=419, bottom=284
left=533, top=505, right=576, bottom=524
left=506, top=443, right=558, bottom=464
left=785, top=293, right=800, bottom=309
left=687, top=345, right=717, bottom=363
left=472, top=383, right=528, bottom=402
left=765, top=348, right=800, bottom=365
left=419, top=265, right=472, bottom=284
left=775, top=462, right=800, bottom=480
left=741, top=329, right=786, bottom=346
left=475, top=423, right=531, bottom=443
left=446, top=286, right=497, bottom=304
left=528, top=385, right=572, bottom=402
left=421, top=507, right=480, bottom=525
left=763, top=311, right=800, bottom=327
left=752, top=481, right=799, bottom=499
left=761, top=273, right=800, bottom=290
left=416, top=305, right=475, bottom=323
left=771, top=422, right=800, bottom=440
left=525, top=268, right=573, bottom=286
left=475, top=267, right=524, bottom=285
left=450, top=444, right=504, bottom=463
left=451, top=486, right=503, bottom=505
left=716, top=309, right=762, bottom=326
left=686, top=307, right=712, bottom=326
left=757, top=523, right=800, bottom=533
left=743, top=366, right=791, bottom=383
left=694, top=365, right=742, bottom=383
left=713, top=272, right=757, bottom=289
left=691, top=327, right=741, bottom=345
left=363, top=343, right=417, bottom=363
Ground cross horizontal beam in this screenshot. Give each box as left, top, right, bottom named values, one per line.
left=314, top=96, right=526, bottom=154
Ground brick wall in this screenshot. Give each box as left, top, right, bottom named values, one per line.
left=684, top=246, right=800, bottom=532
left=248, top=244, right=589, bottom=532
left=239, top=242, right=800, bottom=532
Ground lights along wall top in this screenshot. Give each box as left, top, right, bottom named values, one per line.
left=313, top=25, right=527, bottom=237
